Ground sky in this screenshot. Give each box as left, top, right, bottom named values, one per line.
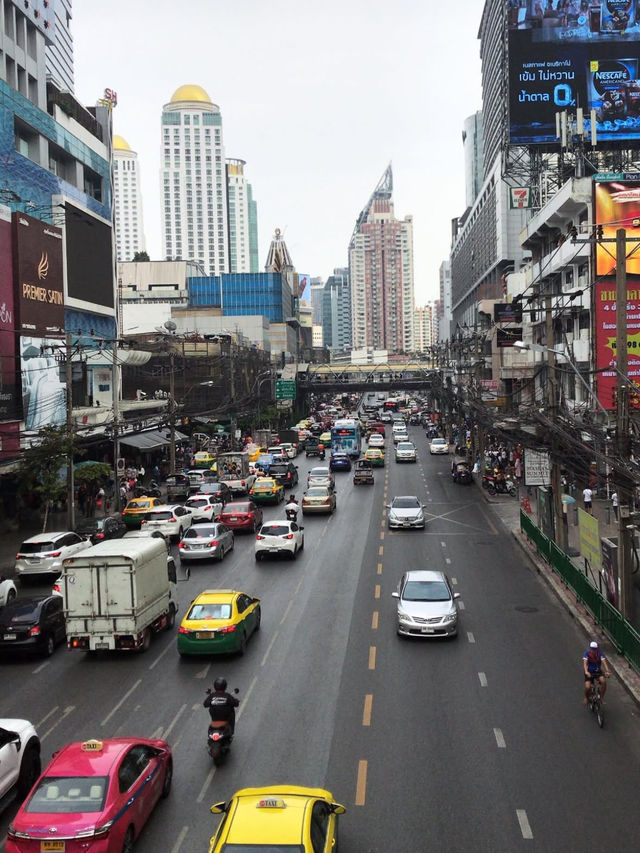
left=72, top=0, right=484, bottom=305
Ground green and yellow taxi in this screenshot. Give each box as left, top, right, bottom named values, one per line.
left=319, top=431, right=332, bottom=444
left=249, top=476, right=284, bottom=505
left=194, top=451, right=218, bottom=472
left=364, top=447, right=385, bottom=467
left=208, top=785, right=345, bottom=853
left=177, top=589, right=261, bottom=656
left=121, top=496, right=163, bottom=528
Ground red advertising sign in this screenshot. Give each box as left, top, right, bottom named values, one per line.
left=13, top=212, right=64, bottom=334
left=594, top=280, right=640, bottom=410
left=0, top=206, right=19, bottom=420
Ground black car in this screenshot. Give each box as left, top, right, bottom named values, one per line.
left=76, top=515, right=127, bottom=544
left=196, top=481, right=232, bottom=503
left=166, top=473, right=191, bottom=502
left=268, top=461, right=299, bottom=489
left=0, top=595, right=66, bottom=657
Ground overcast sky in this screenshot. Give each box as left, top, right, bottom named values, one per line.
left=72, top=0, right=483, bottom=305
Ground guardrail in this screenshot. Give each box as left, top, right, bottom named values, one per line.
left=520, top=509, right=640, bottom=675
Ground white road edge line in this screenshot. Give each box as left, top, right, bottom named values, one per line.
left=516, top=809, right=533, bottom=839
left=41, top=706, right=75, bottom=742
left=101, top=679, right=142, bottom=727
left=32, top=660, right=50, bottom=675
left=170, top=825, right=189, bottom=853
left=451, top=577, right=458, bottom=585
left=467, top=632, right=475, bottom=644
left=458, top=601, right=466, bottom=611
left=37, top=706, right=59, bottom=729
left=236, top=675, right=258, bottom=722
left=493, top=728, right=506, bottom=748
left=163, top=703, right=188, bottom=741
left=149, top=638, right=175, bottom=670
left=261, top=630, right=280, bottom=666
left=280, top=598, right=295, bottom=625
left=478, top=672, right=488, bottom=687
left=197, top=764, right=216, bottom=803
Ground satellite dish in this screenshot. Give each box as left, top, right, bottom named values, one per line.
left=164, top=320, right=177, bottom=333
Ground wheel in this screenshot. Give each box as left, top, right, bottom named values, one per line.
left=230, top=535, right=235, bottom=551
left=254, top=606, right=261, bottom=631
left=237, top=630, right=247, bottom=656
left=217, top=545, right=225, bottom=562
left=291, top=545, right=298, bottom=560
left=255, top=552, right=262, bottom=562
left=252, top=520, right=259, bottom=533
left=165, top=604, right=176, bottom=631
left=299, top=536, right=304, bottom=551
left=487, top=484, right=496, bottom=496
left=139, top=628, right=151, bottom=653
left=161, top=758, right=173, bottom=798
left=43, top=634, right=55, bottom=657
left=596, top=699, right=605, bottom=728
left=122, top=826, right=135, bottom=853
left=17, top=745, right=41, bottom=798
left=7, top=587, right=16, bottom=603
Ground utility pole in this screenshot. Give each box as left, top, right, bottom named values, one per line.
left=169, top=349, right=176, bottom=472
left=616, top=228, right=634, bottom=622
left=66, top=331, right=75, bottom=530
left=112, top=339, right=121, bottom=513
left=546, top=289, right=567, bottom=551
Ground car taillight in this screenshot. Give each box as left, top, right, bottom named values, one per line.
left=178, top=626, right=194, bottom=634
left=178, top=541, right=185, bottom=549
left=287, top=473, right=291, bottom=479
left=94, top=532, right=105, bottom=540
left=169, top=516, right=177, bottom=523
left=323, top=498, right=331, bottom=505
left=141, top=519, right=147, bottom=525
left=92, top=820, right=114, bottom=839
left=256, top=534, right=265, bottom=540
left=43, top=551, right=61, bottom=557
left=241, top=480, right=246, bottom=486
left=28, top=625, right=41, bottom=637
left=285, top=533, right=294, bottom=540
left=218, top=624, right=236, bottom=633
left=207, top=540, right=219, bottom=547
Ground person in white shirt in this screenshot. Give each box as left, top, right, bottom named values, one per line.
left=611, top=491, right=618, bottom=521
left=583, top=487, right=593, bottom=515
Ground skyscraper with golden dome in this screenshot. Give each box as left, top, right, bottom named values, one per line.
left=113, top=135, right=147, bottom=262
left=160, top=84, right=230, bottom=275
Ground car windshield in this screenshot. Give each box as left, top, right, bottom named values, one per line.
left=269, top=465, right=288, bottom=474
left=18, top=542, right=56, bottom=554
left=184, top=526, right=217, bottom=539
left=187, top=603, right=232, bottom=620
left=432, top=439, right=446, bottom=445
left=25, top=776, right=109, bottom=813
left=306, top=487, right=328, bottom=497
left=261, top=525, right=290, bottom=536
left=166, top=475, right=188, bottom=485
left=225, top=504, right=250, bottom=513
left=397, top=443, right=414, bottom=450
left=392, top=497, right=421, bottom=509
left=5, top=602, right=40, bottom=621
left=403, top=580, right=451, bottom=602
left=129, top=500, right=152, bottom=508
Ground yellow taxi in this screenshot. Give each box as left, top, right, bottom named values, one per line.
left=249, top=476, right=284, bottom=505
left=177, top=589, right=261, bottom=656
left=194, top=451, right=218, bottom=471
left=208, top=785, right=345, bottom=853
left=122, top=496, right=163, bottom=528
left=319, top=431, right=332, bottom=444
left=245, top=444, right=262, bottom=462
left=364, top=447, right=385, bottom=467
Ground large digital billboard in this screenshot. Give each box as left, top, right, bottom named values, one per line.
left=20, top=336, right=67, bottom=432
left=12, top=212, right=64, bottom=334
left=0, top=206, right=19, bottom=420
left=65, top=203, right=115, bottom=308
left=594, top=178, right=640, bottom=275
left=508, top=1, right=640, bottom=145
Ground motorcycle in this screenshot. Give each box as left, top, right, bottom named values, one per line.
left=285, top=506, right=299, bottom=522
left=205, top=687, right=239, bottom=766
left=133, top=480, right=161, bottom=499
left=487, top=475, right=516, bottom=496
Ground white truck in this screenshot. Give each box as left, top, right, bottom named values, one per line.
left=61, top=538, right=178, bottom=653
left=217, top=451, right=256, bottom=495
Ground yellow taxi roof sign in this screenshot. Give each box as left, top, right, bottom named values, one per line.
left=257, top=798, right=287, bottom=809
left=81, top=739, right=104, bottom=752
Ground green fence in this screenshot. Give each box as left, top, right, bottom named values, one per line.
left=520, top=509, right=640, bottom=675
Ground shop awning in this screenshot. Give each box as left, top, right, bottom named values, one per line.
left=119, top=428, right=190, bottom=451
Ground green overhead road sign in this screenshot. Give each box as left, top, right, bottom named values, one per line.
left=276, top=379, right=296, bottom=400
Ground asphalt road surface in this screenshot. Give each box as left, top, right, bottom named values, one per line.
left=2, top=427, right=640, bottom=852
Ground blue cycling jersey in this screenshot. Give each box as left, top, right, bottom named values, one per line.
left=584, top=649, right=605, bottom=674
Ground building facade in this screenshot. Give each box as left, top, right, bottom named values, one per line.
left=226, top=158, right=258, bottom=273
left=46, top=0, right=73, bottom=92
left=349, top=166, right=415, bottom=354
left=160, top=84, right=230, bottom=275
left=113, top=135, right=146, bottom=262
left=322, top=268, right=351, bottom=351
left=310, top=276, right=325, bottom=324
left=462, top=111, right=484, bottom=210
left=413, top=304, right=433, bottom=353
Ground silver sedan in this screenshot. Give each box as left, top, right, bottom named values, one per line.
left=178, top=522, right=235, bottom=562
left=386, top=495, right=425, bottom=529
left=393, top=570, right=460, bottom=638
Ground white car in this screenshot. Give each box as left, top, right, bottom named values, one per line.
left=14, top=532, right=90, bottom=578
left=393, top=430, right=409, bottom=445
left=141, top=504, right=194, bottom=542
left=185, top=494, right=224, bottom=522
left=0, top=577, right=17, bottom=607
left=368, top=433, right=385, bottom=448
left=429, top=437, right=450, bottom=454
left=395, top=441, right=417, bottom=462
left=267, top=446, right=288, bottom=462
left=0, top=719, right=41, bottom=807
left=279, top=442, right=297, bottom=459
left=255, top=519, right=305, bottom=561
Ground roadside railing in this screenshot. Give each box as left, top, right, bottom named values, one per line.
left=520, top=509, right=640, bottom=675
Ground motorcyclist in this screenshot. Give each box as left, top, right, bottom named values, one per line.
left=204, top=677, right=239, bottom=733
left=318, top=442, right=325, bottom=460
left=285, top=495, right=299, bottom=522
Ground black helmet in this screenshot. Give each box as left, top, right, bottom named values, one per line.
left=214, top=677, right=227, bottom=691
left=290, top=495, right=297, bottom=502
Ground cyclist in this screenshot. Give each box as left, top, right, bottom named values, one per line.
left=583, top=640, right=611, bottom=706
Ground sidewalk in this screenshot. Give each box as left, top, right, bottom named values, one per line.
left=479, top=480, right=640, bottom=707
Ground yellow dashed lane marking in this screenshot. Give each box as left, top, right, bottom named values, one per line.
left=355, top=759, right=368, bottom=806
left=371, top=611, right=379, bottom=629
left=362, top=694, right=373, bottom=726
left=378, top=546, right=383, bottom=556
left=380, top=531, right=385, bottom=540
left=377, top=562, right=383, bottom=575
left=374, top=584, right=380, bottom=599
left=368, top=646, right=376, bottom=669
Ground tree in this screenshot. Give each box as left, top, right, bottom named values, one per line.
left=132, top=251, right=150, bottom=262
left=17, top=426, right=78, bottom=532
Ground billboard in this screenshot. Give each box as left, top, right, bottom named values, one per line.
left=13, top=213, right=64, bottom=334
left=594, top=279, right=640, bottom=408
left=65, top=203, right=115, bottom=308
left=594, top=178, right=640, bottom=275
left=20, top=336, right=67, bottom=432
left=297, top=273, right=311, bottom=301
left=508, top=2, right=640, bottom=146
left=0, top=206, right=20, bottom=420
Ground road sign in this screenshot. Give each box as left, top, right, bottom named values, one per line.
left=276, top=399, right=293, bottom=410
left=276, top=379, right=296, bottom=400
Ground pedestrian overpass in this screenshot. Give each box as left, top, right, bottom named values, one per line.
left=294, top=362, right=437, bottom=394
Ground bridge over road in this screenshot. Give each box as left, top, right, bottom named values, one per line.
left=294, top=362, right=438, bottom=394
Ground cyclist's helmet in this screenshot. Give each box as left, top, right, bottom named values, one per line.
left=590, top=641, right=599, bottom=649
left=214, top=677, right=227, bottom=691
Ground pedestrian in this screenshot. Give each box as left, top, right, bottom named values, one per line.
left=611, top=491, right=618, bottom=521
left=95, top=485, right=105, bottom=515
left=137, top=464, right=145, bottom=483
left=514, top=456, right=522, bottom=484
left=583, top=486, right=593, bottom=515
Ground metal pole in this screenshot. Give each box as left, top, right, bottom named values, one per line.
left=169, top=350, right=176, bottom=472
left=616, top=228, right=634, bottom=621
left=546, top=290, right=566, bottom=551
left=66, top=331, right=75, bottom=530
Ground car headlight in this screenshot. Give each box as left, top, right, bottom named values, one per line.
left=443, top=611, right=457, bottom=624
left=397, top=607, right=412, bottom=622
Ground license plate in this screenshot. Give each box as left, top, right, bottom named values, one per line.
left=3, top=634, right=16, bottom=640
left=41, top=842, right=65, bottom=852
left=270, top=548, right=279, bottom=553
left=192, top=543, right=205, bottom=549
left=229, top=517, right=238, bottom=522
left=96, top=642, right=109, bottom=649
left=421, top=627, right=435, bottom=634
left=196, top=632, right=214, bottom=639
left=27, top=558, right=41, bottom=563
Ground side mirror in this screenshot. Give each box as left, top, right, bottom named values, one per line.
left=385, top=504, right=391, bottom=509
left=210, top=802, right=227, bottom=815
left=299, top=526, right=304, bottom=530
left=331, top=803, right=346, bottom=815
left=233, top=688, right=239, bottom=695
left=391, top=591, right=399, bottom=599
left=454, top=592, right=460, bottom=599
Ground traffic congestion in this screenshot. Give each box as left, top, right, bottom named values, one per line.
left=2, top=392, right=640, bottom=852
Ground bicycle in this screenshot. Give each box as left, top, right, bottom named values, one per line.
left=587, top=676, right=606, bottom=728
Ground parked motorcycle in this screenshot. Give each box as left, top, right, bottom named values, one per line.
left=205, top=687, right=239, bottom=766
left=487, top=476, right=516, bottom=496
left=134, top=480, right=161, bottom=499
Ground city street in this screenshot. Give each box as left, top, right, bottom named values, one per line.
left=2, top=428, right=640, bottom=852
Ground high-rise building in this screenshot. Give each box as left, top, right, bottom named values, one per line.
left=160, top=84, right=229, bottom=275
left=349, top=165, right=414, bottom=354
left=413, top=304, right=433, bottom=353
left=462, top=112, right=484, bottom=210
left=478, top=0, right=505, bottom=181
left=310, top=276, right=325, bottom=324
left=438, top=260, right=452, bottom=342
left=322, top=268, right=351, bottom=351
left=1, top=0, right=55, bottom=109
left=113, top=135, right=146, bottom=262
left=46, top=0, right=74, bottom=92
left=226, top=158, right=258, bottom=273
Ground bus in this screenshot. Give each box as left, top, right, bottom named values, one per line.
left=330, top=418, right=362, bottom=459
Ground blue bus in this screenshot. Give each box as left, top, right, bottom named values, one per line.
left=331, top=419, right=362, bottom=459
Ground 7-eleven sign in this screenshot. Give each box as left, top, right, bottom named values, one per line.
left=510, top=187, right=532, bottom=209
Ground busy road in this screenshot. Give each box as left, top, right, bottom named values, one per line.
left=2, top=419, right=640, bottom=851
